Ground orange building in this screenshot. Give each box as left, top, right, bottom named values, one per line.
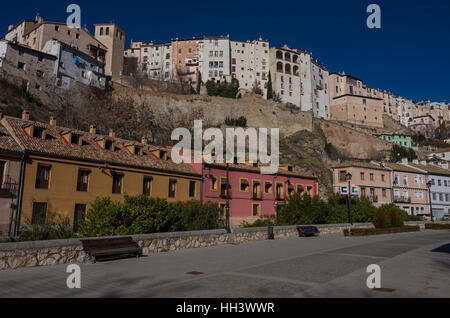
left=1, top=111, right=201, bottom=228
left=171, top=37, right=202, bottom=84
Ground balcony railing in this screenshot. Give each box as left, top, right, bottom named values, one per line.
left=394, top=196, right=411, bottom=203
left=0, top=176, right=18, bottom=198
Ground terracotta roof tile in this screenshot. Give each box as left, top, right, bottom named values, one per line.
left=2, top=116, right=200, bottom=177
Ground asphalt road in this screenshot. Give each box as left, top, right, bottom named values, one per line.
left=0, top=230, right=449, bottom=298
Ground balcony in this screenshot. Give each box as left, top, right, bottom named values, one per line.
left=0, top=176, right=18, bottom=198
left=394, top=196, right=411, bottom=203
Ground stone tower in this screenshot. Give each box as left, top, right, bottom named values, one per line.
left=94, top=23, right=126, bottom=77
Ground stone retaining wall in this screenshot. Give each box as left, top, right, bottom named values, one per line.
left=0, top=221, right=441, bottom=271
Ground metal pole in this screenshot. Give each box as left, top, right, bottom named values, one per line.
left=225, top=163, right=231, bottom=233
left=348, top=180, right=353, bottom=226
left=428, top=186, right=434, bottom=222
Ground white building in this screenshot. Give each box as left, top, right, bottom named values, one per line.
left=200, top=36, right=231, bottom=83
left=409, top=161, right=450, bottom=220
left=427, top=149, right=450, bottom=161
left=310, top=60, right=330, bottom=119
left=42, top=40, right=106, bottom=90
left=123, top=41, right=172, bottom=81
left=230, top=38, right=270, bottom=97
left=396, top=97, right=416, bottom=127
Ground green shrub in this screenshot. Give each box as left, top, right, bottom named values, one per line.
left=16, top=212, right=74, bottom=242
left=224, top=116, right=247, bottom=127
left=277, top=192, right=329, bottom=226
left=242, top=215, right=276, bottom=228
left=373, top=204, right=405, bottom=228
left=78, top=195, right=223, bottom=238
left=205, top=79, right=240, bottom=99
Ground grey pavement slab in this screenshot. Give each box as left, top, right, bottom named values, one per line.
left=0, top=230, right=448, bottom=297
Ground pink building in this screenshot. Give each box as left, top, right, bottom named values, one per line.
left=191, top=162, right=318, bottom=226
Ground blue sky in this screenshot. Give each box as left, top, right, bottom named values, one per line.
left=1, top=0, right=449, bottom=102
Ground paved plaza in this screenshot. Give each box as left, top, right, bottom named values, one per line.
left=0, top=230, right=449, bottom=298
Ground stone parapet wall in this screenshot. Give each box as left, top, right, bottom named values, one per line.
left=0, top=221, right=442, bottom=271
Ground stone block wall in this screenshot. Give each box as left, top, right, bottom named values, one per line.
left=0, top=221, right=439, bottom=271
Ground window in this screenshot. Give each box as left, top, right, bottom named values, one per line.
left=35, top=165, right=51, bottom=189
left=73, top=204, right=86, bottom=232
left=189, top=181, right=196, bottom=198
left=382, top=189, right=387, bottom=197
left=339, top=171, right=347, bottom=182
left=55, top=26, right=60, bottom=31
left=265, top=182, right=273, bottom=194
left=360, top=173, right=365, bottom=180
left=32, top=202, right=47, bottom=225
left=276, top=183, right=284, bottom=200
left=143, top=177, right=152, bottom=196
left=381, top=174, right=385, bottom=182
left=0, top=161, right=5, bottom=187
left=169, top=179, right=177, bottom=198
left=402, top=176, right=408, bottom=186
left=77, top=169, right=90, bottom=192
left=112, top=173, right=123, bottom=194
left=370, top=173, right=374, bottom=181
left=240, top=179, right=249, bottom=192
left=17, top=62, right=25, bottom=70
left=219, top=203, right=226, bottom=217
left=252, top=181, right=261, bottom=199
left=438, top=179, right=442, bottom=187
left=252, top=203, right=260, bottom=217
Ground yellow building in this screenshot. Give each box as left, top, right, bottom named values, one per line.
left=1, top=112, right=201, bottom=226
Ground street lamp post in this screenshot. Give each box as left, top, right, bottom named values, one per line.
left=426, top=181, right=434, bottom=223
left=346, top=172, right=353, bottom=226
left=225, top=162, right=231, bottom=233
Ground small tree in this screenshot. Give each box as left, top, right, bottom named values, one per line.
left=266, top=71, right=273, bottom=100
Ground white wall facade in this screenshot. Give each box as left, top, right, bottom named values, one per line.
left=427, top=173, right=450, bottom=219
left=310, top=60, right=330, bottom=119
left=201, top=36, right=231, bottom=83
left=43, top=40, right=106, bottom=90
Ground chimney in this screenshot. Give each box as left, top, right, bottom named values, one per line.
left=412, top=159, right=419, bottom=165
left=8, top=25, right=14, bottom=31
left=109, top=129, right=116, bottom=138
left=89, top=125, right=96, bottom=134
left=141, top=136, right=148, bottom=144
left=401, top=158, right=408, bottom=165
left=22, top=110, right=30, bottom=120
left=420, top=160, right=427, bottom=165
left=49, top=116, right=56, bottom=127
left=36, top=15, right=43, bottom=24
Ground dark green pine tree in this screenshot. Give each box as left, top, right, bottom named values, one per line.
left=266, top=71, right=273, bottom=100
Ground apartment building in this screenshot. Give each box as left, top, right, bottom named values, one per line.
left=269, top=46, right=305, bottom=108
left=332, top=162, right=392, bottom=207
left=171, top=37, right=202, bottom=85
left=409, top=161, right=450, bottom=219
left=328, top=72, right=383, bottom=128
left=42, top=40, right=107, bottom=89
left=123, top=41, right=172, bottom=80
left=200, top=36, right=231, bottom=83
left=230, top=38, right=270, bottom=97
left=384, top=162, right=429, bottom=216
left=416, top=101, right=450, bottom=129
left=372, top=133, right=418, bottom=151
left=5, top=16, right=107, bottom=66
left=191, top=162, right=318, bottom=226
left=1, top=111, right=201, bottom=227
left=396, top=97, right=416, bottom=127
left=409, top=115, right=436, bottom=138
left=0, top=116, right=22, bottom=237
left=427, top=148, right=450, bottom=161
left=310, top=60, right=330, bottom=119
left=381, top=91, right=400, bottom=120
left=94, top=24, right=126, bottom=77
left=0, top=39, right=57, bottom=94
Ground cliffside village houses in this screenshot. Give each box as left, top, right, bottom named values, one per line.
left=0, top=111, right=318, bottom=236
left=0, top=15, right=448, bottom=132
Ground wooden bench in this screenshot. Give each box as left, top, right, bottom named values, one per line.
left=297, top=226, right=320, bottom=237
left=80, top=237, right=142, bottom=262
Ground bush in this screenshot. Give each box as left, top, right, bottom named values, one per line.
left=15, top=212, right=74, bottom=242
left=78, top=195, right=223, bottom=238
left=224, top=116, right=247, bottom=127
left=277, top=193, right=329, bottom=226
left=205, top=79, right=240, bottom=99
left=373, top=204, right=404, bottom=229
left=242, top=215, right=276, bottom=228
